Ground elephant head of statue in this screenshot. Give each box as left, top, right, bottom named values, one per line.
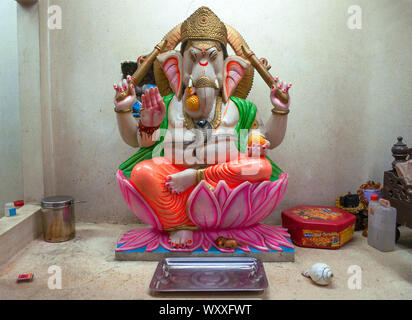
left=155, top=7, right=254, bottom=120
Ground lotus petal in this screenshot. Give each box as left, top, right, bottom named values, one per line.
left=243, top=175, right=288, bottom=227
left=246, top=180, right=282, bottom=226
left=214, top=181, right=230, bottom=208
left=250, top=182, right=260, bottom=194
left=259, top=223, right=291, bottom=238
left=145, top=237, right=161, bottom=252
left=117, top=171, right=128, bottom=201
left=116, top=228, right=159, bottom=252
left=256, top=224, right=294, bottom=249
left=200, top=234, right=213, bottom=252
left=231, top=228, right=269, bottom=251
left=118, top=228, right=153, bottom=244
left=116, top=170, right=162, bottom=230
left=250, top=181, right=271, bottom=211
left=258, top=226, right=293, bottom=247
left=187, top=181, right=221, bottom=229
left=220, top=182, right=252, bottom=229
left=273, top=173, right=289, bottom=209
left=263, top=237, right=283, bottom=251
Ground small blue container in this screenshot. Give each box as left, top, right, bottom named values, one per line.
left=4, top=203, right=16, bottom=217
left=361, top=189, right=382, bottom=202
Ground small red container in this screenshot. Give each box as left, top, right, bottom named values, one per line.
left=281, top=205, right=356, bottom=249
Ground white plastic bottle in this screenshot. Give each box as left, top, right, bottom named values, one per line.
left=367, top=194, right=379, bottom=241
left=368, top=197, right=397, bottom=252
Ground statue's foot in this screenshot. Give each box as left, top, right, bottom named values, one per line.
left=168, top=230, right=193, bottom=248
left=165, top=169, right=196, bottom=194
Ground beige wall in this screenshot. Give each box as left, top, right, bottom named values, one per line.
left=0, top=1, right=23, bottom=217
left=36, top=0, right=412, bottom=224
left=18, top=2, right=45, bottom=204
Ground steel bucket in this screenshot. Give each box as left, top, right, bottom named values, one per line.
left=41, top=196, right=75, bottom=242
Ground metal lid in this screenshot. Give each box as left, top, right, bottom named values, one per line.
left=41, top=196, right=74, bottom=209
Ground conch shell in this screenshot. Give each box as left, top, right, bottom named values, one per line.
left=302, top=263, right=333, bottom=286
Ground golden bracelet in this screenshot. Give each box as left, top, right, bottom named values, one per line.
left=114, top=107, right=132, bottom=113
left=271, top=108, right=290, bottom=116
left=196, top=169, right=206, bottom=184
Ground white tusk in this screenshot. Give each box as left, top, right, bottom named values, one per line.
left=188, top=76, right=193, bottom=88
left=215, top=79, right=220, bottom=89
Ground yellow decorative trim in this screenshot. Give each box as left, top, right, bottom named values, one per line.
left=115, top=90, right=129, bottom=102
left=271, top=108, right=290, bottom=116
left=193, top=76, right=218, bottom=89
left=114, top=107, right=132, bottom=113
left=251, top=119, right=259, bottom=129
left=181, top=7, right=227, bottom=47
left=196, top=169, right=206, bottom=184
left=164, top=225, right=200, bottom=232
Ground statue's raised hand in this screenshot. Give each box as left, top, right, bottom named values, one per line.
left=140, top=87, right=166, bottom=128
left=113, top=75, right=136, bottom=111
left=270, top=77, right=292, bottom=110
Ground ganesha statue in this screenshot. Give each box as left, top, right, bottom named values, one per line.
left=113, top=7, right=293, bottom=256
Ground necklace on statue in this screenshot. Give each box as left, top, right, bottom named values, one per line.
left=183, top=96, right=222, bottom=130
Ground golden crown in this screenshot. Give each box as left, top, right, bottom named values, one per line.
left=180, top=7, right=227, bottom=47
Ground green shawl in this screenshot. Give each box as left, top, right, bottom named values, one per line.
left=119, top=94, right=282, bottom=181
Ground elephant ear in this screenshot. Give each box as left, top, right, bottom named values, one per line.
left=223, top=56, right=250, bottom=103
left=157, top=51, right=183, bottom=100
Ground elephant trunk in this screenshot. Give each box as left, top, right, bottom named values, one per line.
left=184, top=80, right=219, bottom=120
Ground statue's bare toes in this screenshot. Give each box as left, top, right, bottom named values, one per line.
left=168, top=233, right=180, bottom=248
left=165, top=176, right=177, bottom=194
left=165, top=170, right=196, bottom=194
left=168, top=230, right=193, bottom=248
left=165, top=181, right=178, bottom=194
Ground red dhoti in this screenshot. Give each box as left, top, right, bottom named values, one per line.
left=130, top=155, right=272, bottom=230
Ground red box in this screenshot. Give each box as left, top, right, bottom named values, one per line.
left=281, top=205, right=356, bottom=249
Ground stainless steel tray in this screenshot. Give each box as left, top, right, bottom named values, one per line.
left=149, top=257, right=268, bottom=292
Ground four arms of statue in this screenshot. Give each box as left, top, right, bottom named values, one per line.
left=111, top=7, right=292, bottom=248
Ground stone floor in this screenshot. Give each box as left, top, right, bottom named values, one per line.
left=0, top=223, right=411, bottom=300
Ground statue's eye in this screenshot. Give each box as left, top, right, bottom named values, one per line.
left=190, top=50, right=197, bottom=62
left=209, top=50, right=217, bottom=61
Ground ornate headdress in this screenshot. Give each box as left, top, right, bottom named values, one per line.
left=153, top=7, right=254, bottom=99
left=180, top=7, right=227, bottom=47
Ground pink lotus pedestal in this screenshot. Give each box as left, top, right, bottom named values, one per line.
left=115, top=170, right=294, bottom=262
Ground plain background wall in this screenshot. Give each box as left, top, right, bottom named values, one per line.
left=0, top=1, right=23, bottom=218
left=33, top=0, right=412, bottom=224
